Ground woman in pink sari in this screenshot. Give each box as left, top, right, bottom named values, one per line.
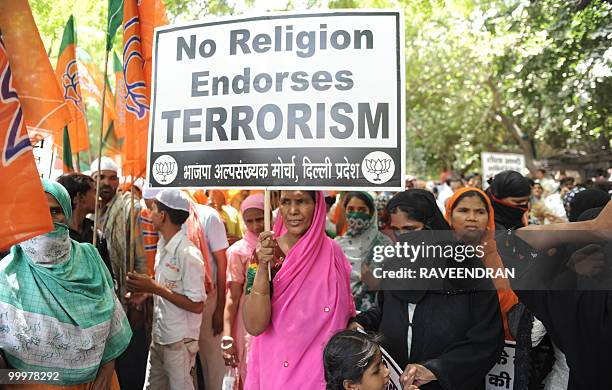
left=221, top=194, right=266, bottom=388
left=243, top=190, right=355, bottom=389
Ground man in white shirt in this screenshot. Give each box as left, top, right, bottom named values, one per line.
left=188, top=203, right=229, bottom=390
left=127, top=189, right=206, bottom=390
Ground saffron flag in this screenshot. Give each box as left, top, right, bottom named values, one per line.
left=102, top=122, right=122, bottom=156
left=120, top=0, right=151, bottom=179
left=79, top=59, right=117, bottom=138
left=138, top=0, right=168, bottom=96
left=55, top=15, right=90, bottom=153
left=113, top=51, right=127, bottom=139
left=0, top=0, right=71, bottom=140
left=62, top=127, right=74, bottom=172
left=0, top=35, right=53, bottom=251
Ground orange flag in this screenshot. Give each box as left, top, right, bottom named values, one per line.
left=0, top=35, right=53, bottom=251
left=79, top=59, right=117, bottom=137
left=119, top=0, right=151, bottom=179
left=138, top=0, right=168, bottom=97
left=55, top=15, right=89, bottom=153
left=0, top=0, right=71, bottom=140
left=113, top=51, right=127, bottom=139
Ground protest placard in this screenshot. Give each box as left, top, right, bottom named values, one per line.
left=32, top=136, right=56, bottom=180
left=486, top=341, right=515, bottom=390
left=147, top=11, right=405, bottom=190
left=482, top=152, right=527, bottom=188
left=381, top=342, right=404, bottom=389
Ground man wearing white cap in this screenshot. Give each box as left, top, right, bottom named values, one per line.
left=90, top=156, right=148, bottom=389
left=127, top=189, right=206, bottom=390
left=90, top=156, right=147, bottom=300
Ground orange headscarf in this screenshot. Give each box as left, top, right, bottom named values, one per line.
left=445, top=187, right=519, bottom=340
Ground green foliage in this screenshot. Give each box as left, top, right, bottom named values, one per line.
left=403, top=0, right=611, bottom=176
left=490, top=0, right=611, bottom=155
left=164, top=0, right=235, bottom=21
left=29, top=0, right=611, bottom=178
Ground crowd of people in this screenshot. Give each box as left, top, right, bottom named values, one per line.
left=0, top=160, right=610, bottom=390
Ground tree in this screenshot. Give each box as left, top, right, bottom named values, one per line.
left=29, top=0, right=610, bottom=177
left=401, top=0, right=611, bottom=177
left=487, top=0, right=611, bottom=174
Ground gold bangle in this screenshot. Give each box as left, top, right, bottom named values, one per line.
left=251, top=289, right=269, bottom=296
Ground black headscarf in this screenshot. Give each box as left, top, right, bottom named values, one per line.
left=577, top=206, right=603, bottom=222
left=568, top=189, right=610, bottom=222
left=386, top=189, right=450, bottom=230
left=486, top=170, right=531, bottom=230
left=488, top=170, right=532, bottom=198
left=385, top=190, right=476, bottom=303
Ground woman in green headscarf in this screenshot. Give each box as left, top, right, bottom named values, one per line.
left=335, top=192, right=393, bottom=312
left=0, top=179, right=132, bottom=389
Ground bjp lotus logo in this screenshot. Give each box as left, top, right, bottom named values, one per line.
left=0, top=38, right=32, bottom=165
left=364, top=158, right=392, bottom=182
left=154, top=160, right=176, bottom=182
left=123, top=16, right=149, bottom=120
left=152, top=155, right=178, bottom=184
left=62, top=60, right=83, bottom=107
left=362, top=151, right=395, bottom=184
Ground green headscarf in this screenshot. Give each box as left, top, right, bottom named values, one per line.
left=335, top=191, right=393, bottom=311
left=18, top=180, right=73, bottom=266
left=0, top=179, right=132, bottom=385
left=43, top=178, right=72, bottom=221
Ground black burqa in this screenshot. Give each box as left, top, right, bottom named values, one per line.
left=567, top=189, right=610, bottom=222
left=486, top=170, right=531, bottom=230
left=357, top=189, right=504, bottom=390
left=497, top=207, right=612, bottom=390
left=386, top=189, right=451, bottom=230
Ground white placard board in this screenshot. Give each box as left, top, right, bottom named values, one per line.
left=147, top=10, right=405, bottom=190
left=482, top=152, right=527, bottom=188
left=32, top=136, right=56, bottom=180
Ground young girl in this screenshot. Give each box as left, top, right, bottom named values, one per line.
left=324, top=330, right=418, bottom=390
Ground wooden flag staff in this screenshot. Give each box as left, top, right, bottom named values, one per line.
left=92, top=49, right=110, bottom=246
left=264, top=189, right=272, bottom=281
left=128, top=178, right=136, bottom=273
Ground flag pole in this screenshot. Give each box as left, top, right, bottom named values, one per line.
left=92, top=48, right=110, bottom=246
left=264, top=189, right=271, bottom=281
left=129, top=176, right=136, bottom=272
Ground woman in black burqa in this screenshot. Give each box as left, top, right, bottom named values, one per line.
left=498, top=199, right=612, bottom=390
left=351, top=189, right=503, bottom=390
left=485, top=170, right=532, bottom=230
left=566, top=188, right=609, bottom=222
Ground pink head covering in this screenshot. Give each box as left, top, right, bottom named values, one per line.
left=237, top=194, right=265, bottom=254
left=246, top=191, right=355, bottom=389
left=240, top=193, right=265, bottom=214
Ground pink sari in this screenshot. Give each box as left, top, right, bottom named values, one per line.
left=245, top=192, right=355, bottom=389
left=226, top=195, right=264, bottom=383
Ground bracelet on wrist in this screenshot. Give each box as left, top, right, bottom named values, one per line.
left=221, top=336, right=234, bottom=350
left=221, top=342, right=234, bottom=350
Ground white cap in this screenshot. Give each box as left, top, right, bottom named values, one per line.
left=90, top=156, right=119, bottom=173
left=155, top=189, right=191, bottom=212
left=142, top=186, right=162, bottom=200
left=133, top=177, right=145, bottom=191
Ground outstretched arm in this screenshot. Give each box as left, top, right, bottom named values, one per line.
left=515, top=200, right=611, bottom=250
